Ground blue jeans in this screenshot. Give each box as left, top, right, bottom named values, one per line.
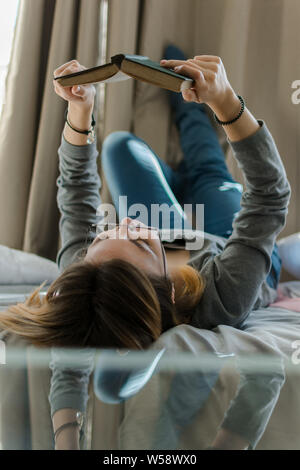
left=101, top=101, right=281, bottom=289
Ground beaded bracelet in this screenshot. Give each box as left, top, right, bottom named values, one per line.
left=213, top=95, right=245, bottom=126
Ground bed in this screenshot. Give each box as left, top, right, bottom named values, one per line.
left=0, top=243, right=300, bottom=450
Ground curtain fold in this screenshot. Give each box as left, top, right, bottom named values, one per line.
left=132, top=0, right=198, bottom=166
left=0, top=0, right=102, bottom=260
left=0, top=0, right=55, bottom=252
left=97, top=0, right=141, bottom=208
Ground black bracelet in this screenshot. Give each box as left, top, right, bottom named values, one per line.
left=54, top=411, right=84, bottom=444
left=64, top=108, right=96, bottom=135
left=54, top=421, right=80, bottom=442
left=214, top=95, right=245, bottom=126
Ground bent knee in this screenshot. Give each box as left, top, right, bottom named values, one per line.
left=102, top=131, right=151, bottom=169
left=102, top=131, right=134, bottom=163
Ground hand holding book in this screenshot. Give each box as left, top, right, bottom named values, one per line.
left=52, top=54, right=259, bottom=144
left=53, top=54, right=237, bottom=119
left=161, top=55, right=260, bottom=143
left=54, top=54, right=195, bottom=93
left=160, top=55, right=236, bottom=112
left=53, top=59, right=96, bottom=111
left=53, top=60, right=96, bottom=145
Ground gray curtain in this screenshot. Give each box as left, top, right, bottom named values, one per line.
left=0, top=0, right=103, bottom=260
left=1, top=0, right=298, bottom=258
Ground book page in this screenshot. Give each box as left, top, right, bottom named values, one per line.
left=102, top=70, right=131, bottom=83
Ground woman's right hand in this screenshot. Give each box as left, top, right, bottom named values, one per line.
left=53, top=60, right=96, bottom=145
left=53, top=60, right=96, bottom=110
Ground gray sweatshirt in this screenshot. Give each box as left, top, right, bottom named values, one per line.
left=49, top=120, right=291, bottom=448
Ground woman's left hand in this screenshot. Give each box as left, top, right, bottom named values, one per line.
left=160, top=55, right=235, bottom=111
left=53, top=60, right=95, bottom=111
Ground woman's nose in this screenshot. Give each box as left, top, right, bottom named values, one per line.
left=121, top=217, right=147, bottom=229
left=119, top=219, right=134, bottom=239
left=120, top=217, right=133, bottom=226
left=118, top=225, right=129, bottom=239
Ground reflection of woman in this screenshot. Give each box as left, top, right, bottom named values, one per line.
left=0, top=45, right=290, bottom=449
left=150, top=354, right=285, bottom=451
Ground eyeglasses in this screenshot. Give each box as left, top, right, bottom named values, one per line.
left=86, top=223, right=167, bottom=280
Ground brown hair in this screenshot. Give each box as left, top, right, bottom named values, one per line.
left=0, top=259, right=205, bottom=349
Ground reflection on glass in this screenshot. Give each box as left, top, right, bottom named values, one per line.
left=0, top=346, right=297, bottom=450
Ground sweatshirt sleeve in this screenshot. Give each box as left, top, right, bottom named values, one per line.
left=220, top=356, right=285, bottom=449
left=49, top=347, right=95, bottom=418
left=190, top=120, right=291, bottom=330
left=49, top=134, right=101, bottom=418
left=56, top=134, right=101, bottom=271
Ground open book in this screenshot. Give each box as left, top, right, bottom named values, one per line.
left=54, top=54, right=195, bottom=93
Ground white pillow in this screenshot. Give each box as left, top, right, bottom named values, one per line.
left=277, top=233, right=300, bottom=280
left=0, top=244, right=59, bottom=285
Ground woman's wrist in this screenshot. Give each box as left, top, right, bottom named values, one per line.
left=54, top=427, right=80, bottom=450
left=67, top=102, right=94, bottom=131
left=207, top=88, right=260, bottom=142
left=211, top=427, right=249, bottom=450
left=53, top=408, right=81, bottom=450
left=208, top=88, right=241, bottom=123
left=64, top=103, right=95, bottom=145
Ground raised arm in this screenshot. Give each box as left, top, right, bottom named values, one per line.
left=54, top=60, right=99, bottom=270
left=161, top=56, right=291, bottom=329
left=51, top=61, right=99, bottom=450
left=211, top=354, right=285, bottom=450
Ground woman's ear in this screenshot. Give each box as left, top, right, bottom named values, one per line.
left=169, top=267, right=184, bottom=305
left=171, top=282, right=176, bottom=304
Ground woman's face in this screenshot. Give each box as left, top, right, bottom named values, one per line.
left=84, top=217, right=167, bottom=277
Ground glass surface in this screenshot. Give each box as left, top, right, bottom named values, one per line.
left=1, top=284, right=300, bottom=451
left=0, top=341, right=299, bottom=450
